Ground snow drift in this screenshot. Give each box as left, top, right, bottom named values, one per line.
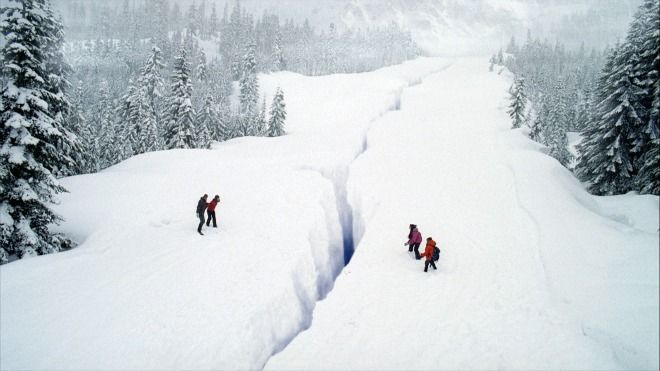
left=1, top=57, right=657, bottom=370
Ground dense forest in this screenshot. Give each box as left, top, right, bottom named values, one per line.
left=496, top=0, right=658, bottom=196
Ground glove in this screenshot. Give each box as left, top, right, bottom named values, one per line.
left=404, top=242, right=408, bottom=246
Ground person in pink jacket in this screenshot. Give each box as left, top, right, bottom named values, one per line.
left=404, top=224, right=423, bottom=260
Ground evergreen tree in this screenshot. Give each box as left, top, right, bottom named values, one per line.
left=234, top=114, right=250, bottom=137
left=634, top=0, right=660, bottom=194
left=545, top=80, right=573, bottom=166
left=239, top=40, right=259, bottom=116
left=195, top=49, right=209, bottom=84
left=196, top=94, right=216, bottom=148
left=163, top=48, right=197, bottom=149
left=129, top=89, right=160, bottom=155
left=507, top=78, right=527, bottom=129
left=138, top=46, right=166, bottom=131
left=214, top=100, right=233, bottom=141
left=208, top=2, right=219, bottom=37
left=186, top=1, right=198, bottom=36
left=576, top=46, right=640, bottom=194
left=267, top=87, right=287, bottom=137
left=255, top=98, right=268, bottom=136
left=41, top=0, right=81, bottom=178
left=529, top=113, right=544, bottom=143
left=67, top=82, right=94, bottom=173
left=115, top=80, right=139, bottom=160
left=95, top=80, right=115, bottom=170
left=272, top=31, right=286, bottom=71
left=0, top=0, right=72, bottom=263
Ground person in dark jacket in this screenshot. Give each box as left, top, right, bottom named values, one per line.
left=404, top=224, right=423, bottom=259
left=420, top=237, right=438, bottom=272
left=196, top=194, right=208, bottom=235
left=206, top=195, right=220, bottom=228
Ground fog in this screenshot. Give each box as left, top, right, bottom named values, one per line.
left=56, top=0, right=641, bottom=55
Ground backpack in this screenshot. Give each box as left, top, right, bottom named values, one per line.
left=432, top=247, right=440, bottom=261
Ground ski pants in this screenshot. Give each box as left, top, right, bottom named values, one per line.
left=206, top=210, right=217, bottom=227
left=410, top=242, right=421, bottom=259
left=197, top=213, right=205, bottom=233
left=424, top=260, right=437, bottom=272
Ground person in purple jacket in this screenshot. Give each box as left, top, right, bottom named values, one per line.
left=404, top=224, right=423, bottom=260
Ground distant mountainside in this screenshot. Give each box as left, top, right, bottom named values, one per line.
left=241, top=0, right=640, bottom=55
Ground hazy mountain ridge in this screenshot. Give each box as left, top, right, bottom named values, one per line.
left=243, top=0, right=640, bottom=55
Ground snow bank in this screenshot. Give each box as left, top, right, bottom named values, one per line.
left=266, top=58, right=659, bottom=369
left=0, top=57, right=452, bottom=369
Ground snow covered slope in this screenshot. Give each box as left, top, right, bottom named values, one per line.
left=1, top=57, right=657, bottom=370
left=0, top=58, right=451, bottom=370
left=266, top=60, right=659, bottom=369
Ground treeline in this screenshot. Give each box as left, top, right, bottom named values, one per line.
left=575, top=0, right=658, bottom=196
left=59, top=0, right=420, bottom=173
left=60, top=0, right=420, bottom=75
left=496, top=0, right=658, bottom=196
left=492, top=33, right=607, bottom=167
left=70, top=41, right=287, bottom=174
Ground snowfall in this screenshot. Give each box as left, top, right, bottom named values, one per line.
left=1, top=57, right=658, bottom=370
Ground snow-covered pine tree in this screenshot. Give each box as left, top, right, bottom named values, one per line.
left=195, top=94, right=216, bottom=148
left=575, top=44, right=640, bottom=195
left=114, top=79, right=139, bottom=161
left=215, top=102, right=233, bottom=141
left=186, top=1, right=198, bottom=36
left=322, top=23, right=338, bottom=74
left=545, top=80, right=573, bottom=167
left=634, top=0, right=659, bottom=195
left=195, top=49, right=209, bottom=84
left=255, top=98, right=268, bottom=136
left=163, top=48, right=197, bottom=149
left=621, top=9, right=649, bottom=169
left=197, top=0, right=207, bottom=38
left=208, top=2, right=219, bottom=38
left=272, top=31, right=286, bottom=71
left=239, top=40, right=259, bottom=116
left=508, top=78, right=526, bottom=129
left=95, top=80, right=115, bottom=171
left=138, top=46, right=166, bottom=134
left=41, top=0, right=82, bottom=178
left=529, top=113, right=544, bottom=143
left=233, top=113, right=251, bottom=137
left=0, top=0, right=72, bottom=263
left=129, top=89, right=160, bottom=155
left=66, top=82, right=95, bottom=173
left=230, top=51, right=242, bottom=81
left=267, top=87, right=286, bottom=137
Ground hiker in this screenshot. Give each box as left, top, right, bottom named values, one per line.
left=404, top=224, right=422, bottom=259
left=420, top=237, right=438, bottom=272
left=196, top=194, right=208, bottom=235
left=206, top=195, right=220, bottom=228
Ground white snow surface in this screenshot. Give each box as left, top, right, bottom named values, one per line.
left=267, top=59, right=659, bottom=369
left=1, top=57, right=658, bottom=370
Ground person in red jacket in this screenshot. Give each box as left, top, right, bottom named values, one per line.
left=420, top=237, right=438, bottom=272
left=206, top=195, right=220, bottom=228
left=404, top=224, right=423, bottom=259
